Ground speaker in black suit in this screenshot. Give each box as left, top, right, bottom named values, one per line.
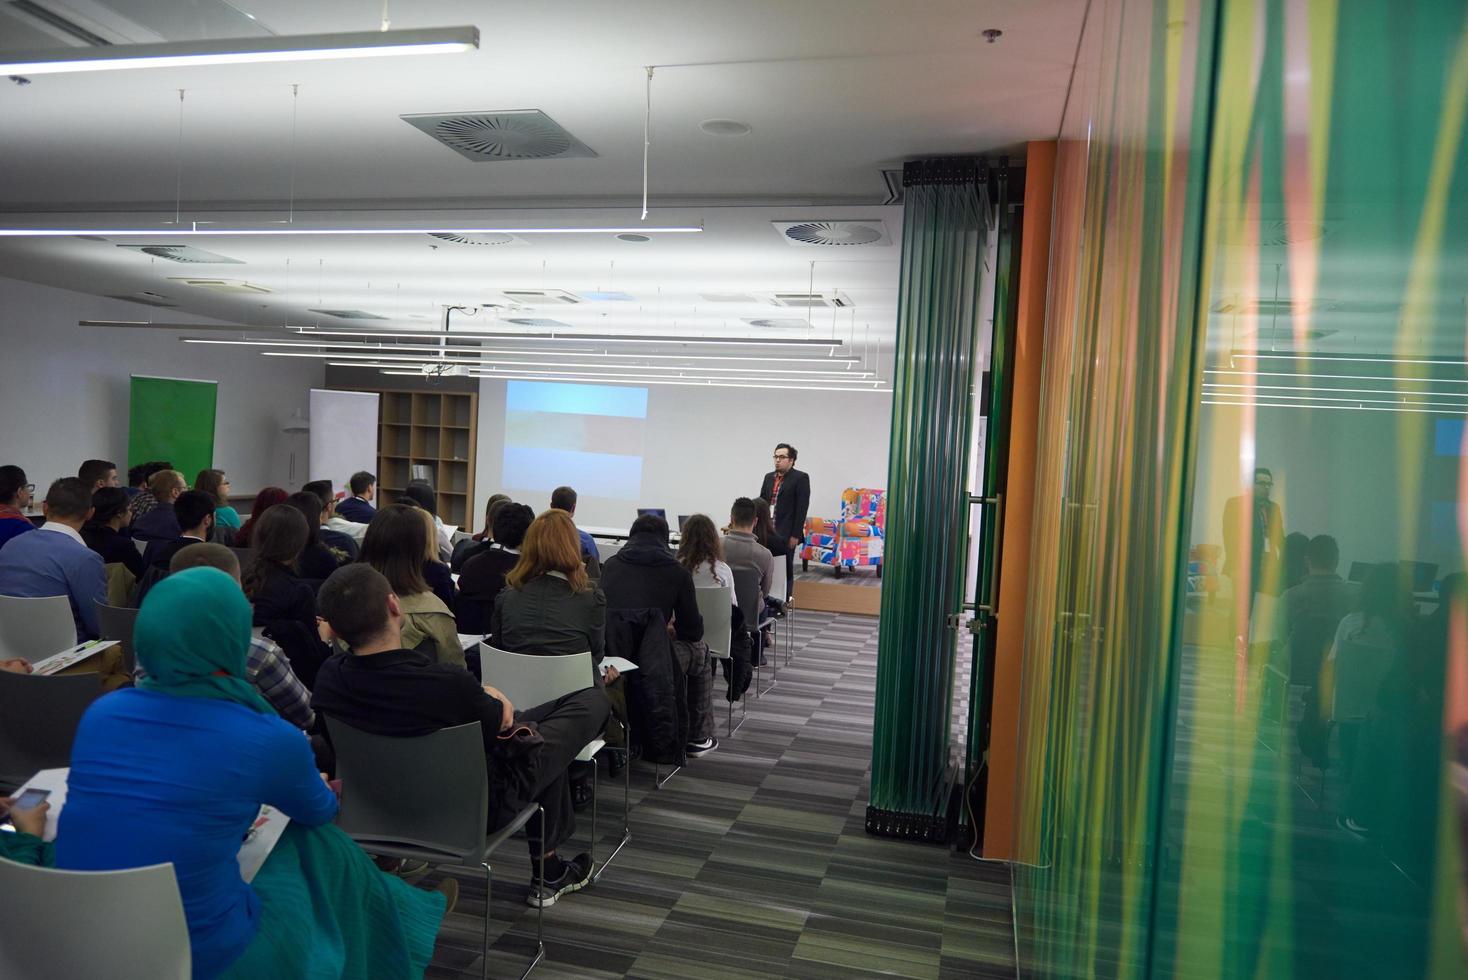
left=758, top=443, right=809, bottom=601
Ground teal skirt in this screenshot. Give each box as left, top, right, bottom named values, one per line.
left=219, top=823, right=444, bottom=980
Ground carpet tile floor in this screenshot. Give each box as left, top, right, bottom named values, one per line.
left=424, top=610, right=1015, bottom=979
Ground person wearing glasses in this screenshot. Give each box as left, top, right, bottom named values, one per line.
left=1222, top=466, right=1285, bottom=599
left=0, top=465, right=36, bottom=551
left=758, top=443, right=810, bottom=602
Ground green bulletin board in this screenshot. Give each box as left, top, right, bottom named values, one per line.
left=128, top=375, right=218, bottom=478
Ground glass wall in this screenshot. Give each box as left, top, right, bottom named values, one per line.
left=1012, top=0, right=1468, bottom=977
left=1157, top=1, right=1468, bottom=977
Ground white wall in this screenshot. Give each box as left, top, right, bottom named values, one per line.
left=0, top=276, right=323, bottom=495
left=1188, top=402, right=1460, bottom=577
left=473, top=376, right=893, bottom=530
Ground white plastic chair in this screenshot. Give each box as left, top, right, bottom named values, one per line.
left=730, top=567, right=777, bottom=697
left=481, top=646, right=631, bottom=882
left=694, top=585, right=746, bottom=737
left=0, top=856, right=190, bottom=980
left=768, top=557, right=794, bottom=666
left=0, top=594, right=77, bottom=662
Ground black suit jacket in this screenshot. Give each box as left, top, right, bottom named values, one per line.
left=760, top=467, right=811, bottom=550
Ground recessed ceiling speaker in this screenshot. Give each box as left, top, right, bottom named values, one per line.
left=119, top=244, right=243, bottom=264
left=699, top=118, right=752, bottom=137
left=401, top=109, right=597, bottom=161
left=773, top=220, right=890, bottom=247
left=616, top=233, right=651, bottom=243
left=426, top=232, right=522, bottom=246
left=743, top=317, right=815, bottom=329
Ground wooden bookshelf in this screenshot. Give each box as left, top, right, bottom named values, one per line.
left=368, top=388, right=478, bottom=532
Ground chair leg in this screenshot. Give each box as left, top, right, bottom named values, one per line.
left=593, top=745, right=632, bottom=884
left=590, top=758, right=598, bottom=871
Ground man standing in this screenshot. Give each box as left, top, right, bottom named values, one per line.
left=335, top=471, right=377, bottom=524
left=1222, top=466, right=1285, bottom=599
left=758, top=443, right=809, bottom=601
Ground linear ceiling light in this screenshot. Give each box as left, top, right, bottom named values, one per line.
left=1229, top=351, right=1468, bottom=368
left=1203, top=382, right=1468, bottom=398
left=8, top=223, right=700, bottom=238
left=1205, top=369, right=1468, bottom=384
left=179, top=336, right=859, bottom=363
left=1203, top=399, right=1468, bottom=417
left=0, top=27, right=480, bottom=76
left=377, top=369, right=890, bottom=394
left=285, top=328, right=841, bottom=348
left=301, top=353, right=873, bottom=378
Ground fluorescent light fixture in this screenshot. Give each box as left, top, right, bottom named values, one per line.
left=286, top=328, right=839, bottom=347
left=1230, top=351, right=1468, bottom=368
left=1206, top=369, right=1468, bottom=385
left=1204, top=382, right=1468, bottom=398
left=378, top=368, right=890, bottom=394
left=180, top=336, right=859, bottom=363
left=300, top=352, right=873, bottom=379
left=1203, top=399, right=1468, bottom=417
left=0, top=27, right=480, bottom=76
left=8, top=223, right=700, bottom=238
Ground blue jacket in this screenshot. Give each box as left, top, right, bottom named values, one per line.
left=335, top=497, right=376, bottom=523
left=0, top=514, right=35, bottom=551
left=0, top=524, right=107, bottom=641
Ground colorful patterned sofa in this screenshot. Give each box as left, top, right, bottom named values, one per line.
left=801, top=487, right=885, bottom=578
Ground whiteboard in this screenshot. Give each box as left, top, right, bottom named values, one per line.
left=308, top=389, right=380, bottom=491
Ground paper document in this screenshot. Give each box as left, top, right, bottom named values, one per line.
left=600, top=656, right=638, bottom=674
left=31, top=639, right=119, bottom=676
left=458, top=633, right=486, bottom=651
left=12, top=767, right=289, bottom=881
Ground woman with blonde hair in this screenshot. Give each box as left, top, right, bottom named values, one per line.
left=490, top=508, right=607, bottom=671
left=359, top=504, right=463, bottom=667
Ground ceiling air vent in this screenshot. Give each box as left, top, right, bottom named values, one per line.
left=769, top=291, right=854, bottom=309
left=401, top=110, right=597, bottom=162
left=700, top=293, right=760, bottom=304
left=506, top=318, right=571, bottom=328
left=119, top=244, right=243, bottom=264
left=426, top=232, right=523, bottom=246
left=578, top=291, right=635, bottom=302
left=499, top=289, right=581, bottom=305
left=773, top=220, right=890, bottom=247
left=167, top=278, right=270, bottom=294
left=309, top=309, right=388, bottom=320
left=743, top=317, right=815, bottom=330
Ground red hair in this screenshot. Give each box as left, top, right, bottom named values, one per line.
left=235, top=486, right=289, bottom=548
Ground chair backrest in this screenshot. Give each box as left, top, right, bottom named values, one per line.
left=730, top=566, right=763, bottom=629
left=482, top=646, right=596, bottom=709
left=0, top=669, right=104, bottom=785
left=694, top=586, right=734, bottom=658
left=0, top=856, right=190, bottom=980
left=595, top=539, right=621, bottom=564
left=0, top=594, right=78, bottom=662
left=769, top=556, right=788, bottom=603
left=326, top=718, right=489, bottom=862
left=95, top=601, right=140, bottom=674
left=840, top=487, right=886, bottom=530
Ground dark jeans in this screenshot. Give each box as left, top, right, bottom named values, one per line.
left=491, top=687, right=610, bottom=858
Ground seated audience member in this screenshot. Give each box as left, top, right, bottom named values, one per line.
left=600, top=513, right=717, bottom=757
left=56, top=567, right=451, bottom=979
left=723, top=496, right=775, bottom=603
left=314, top=563, right=610, bottom=908
left=0, top=464, right=36, bottom=550
left=0, top=793, right=53, bottom=866
left=452, top=493, right=512, bottom=572
left=414, top=505, right=457, bottom=608
left=124, top=462, right=149, bottom=500
left=82, top=486, right=146, bottom=603
left=549, top=486, right=602, bottom=578
left=132, top=469, right=188, bottom=542
left=167, top=543, right=315, bottom=729
left=0, top=477, right=106, bottom=641
left=243, top=505, right=329, bottom=686
left=303, top=478, right=366, bottom=551
left=78, top=458, right=119, bottom=491
left=679, top=513, right=735, bottom=592
left=751, top=496, right=779, bottom=555
left=142, top=489, right=216, bottom=571
left=233, top=486, right=288, bottom=549
left=360, top=504, right=463, bottom=667
left=491, top=509, right=607, bottom=670
left=457, top=502, right=533, bottom=634
left=195, top=468, right=241, bottom=530
left=127, top=460, right=175, bottom=518
left=283, top=491, right=345, bottom=581
left=400, top=480, right=454, bottom=561
left=335, top=470, right=377, bottom=524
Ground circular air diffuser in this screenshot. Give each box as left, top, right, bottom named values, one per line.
left=782, top=221, right=884, bottom=246
left=433, top=115, right=573, bottom=159
left=427, top=232, right=518, bottom=246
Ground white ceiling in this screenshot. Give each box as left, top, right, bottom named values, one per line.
left=0, top=0, right=1087, bottom=350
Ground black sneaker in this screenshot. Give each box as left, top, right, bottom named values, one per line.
left=685, top=737, right=718, bottom=758
left=526, top=852, right=593, bottom=908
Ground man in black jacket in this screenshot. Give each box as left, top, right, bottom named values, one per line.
left=599, top=513, right=717, bottom=758
left=758, top=442, right=809, bottom=601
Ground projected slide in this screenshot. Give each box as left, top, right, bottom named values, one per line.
left=502, top=381, right=648, bottom=500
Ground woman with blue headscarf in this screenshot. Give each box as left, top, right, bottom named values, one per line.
left=55, top=567, right=449, bottom=978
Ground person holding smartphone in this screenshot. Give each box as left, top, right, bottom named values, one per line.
left=0, top=792, right=54, bottom=866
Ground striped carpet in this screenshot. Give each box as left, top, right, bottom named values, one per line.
left=423, top=611, right=1016, bottom=979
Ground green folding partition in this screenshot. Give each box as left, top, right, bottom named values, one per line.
left=128, top=375, right=218, bottom=477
